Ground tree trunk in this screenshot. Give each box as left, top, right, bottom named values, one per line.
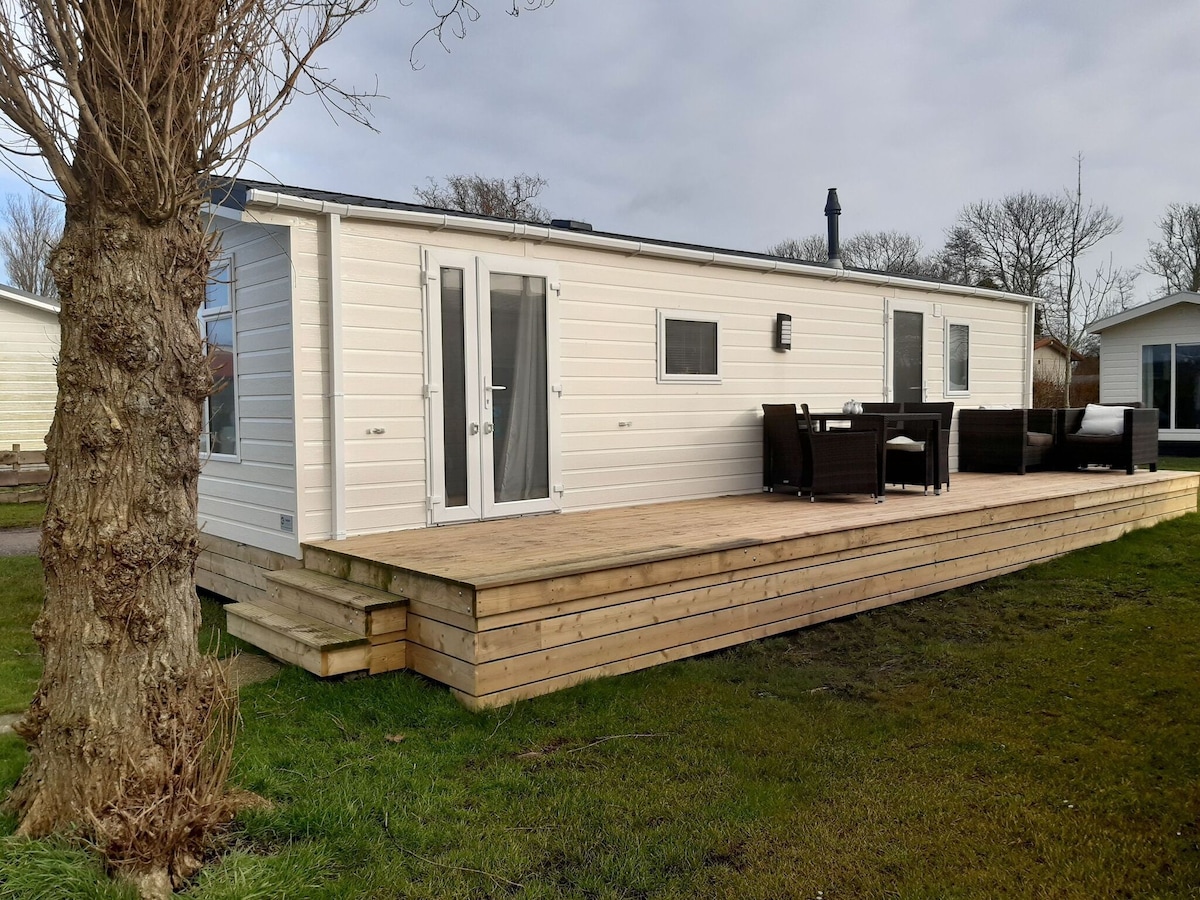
left=5, top=200, right=235, bottom=895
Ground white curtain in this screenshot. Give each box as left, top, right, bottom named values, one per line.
left=494, top=276, right=548, bottom=502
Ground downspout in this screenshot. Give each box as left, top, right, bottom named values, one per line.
left=325, top=213, right=347, bottom=540
left=1024, top=300, right=1036, bottom=408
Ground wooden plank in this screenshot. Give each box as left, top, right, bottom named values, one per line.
left=0, top=450, right=46, bottom=466
left=369, top=640, right=408, bottom=675
left=0, top=469, right=49, bottom=487
left=265, top=569, right=408, bottom=637
left=226, top=612, right=369, bottom=677
left=195, top=568, right=260, bottom=605
left=225, top=599, right=367, bottom=651
left=199, top=532, right=303, bottom=572
left=197, top=551, right=268, bottom=591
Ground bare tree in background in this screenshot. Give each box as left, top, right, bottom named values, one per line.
left=946, top=183, right=1118, bottom=336
left=1042, top=158, right=1122, bottom=405
left=767, top=230, right=932, bottom=275
left=842, top=230, right=926, bottom=274
left=767, top=233, right=829, bottom=262
left=0, top=0, right=545, bottom=895
left=415, top=172, right=552, bottom=221
left=0, top=191, right=61, bottom=296
left=1144, top=202, right=1200, bottom=295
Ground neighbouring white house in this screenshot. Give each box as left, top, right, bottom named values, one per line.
left=1091, top=291, right=1200, bottom=447
left=0, top=283, right=59, bottom=451
left=1032, top=335, right=1082, bottom=386
left=196, top=179, right=1039, bottom=577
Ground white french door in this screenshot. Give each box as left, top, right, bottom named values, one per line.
left=424, top=250, right=560, bottom=524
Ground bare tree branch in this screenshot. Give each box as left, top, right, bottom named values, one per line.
left=415, top=172, right=552, bottom=222
left=0, top=190, right=61, bottom=295
left=1144, top=202, right=1200, bottom=295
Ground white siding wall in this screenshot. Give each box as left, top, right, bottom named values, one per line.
left=198, top=221, right=299, bottom=556
left=1099, top=303, right=1200, bottom=441
left=0, top=299, right=59, bottom=451
left=243, top=209, right=1031, bottom=541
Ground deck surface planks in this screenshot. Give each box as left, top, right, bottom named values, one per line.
left=303, top=470, right=1199, bottom=708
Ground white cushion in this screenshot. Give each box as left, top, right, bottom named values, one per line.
left=886, top=435, right=926, bottom=452
left=1077, top=403, right=1129, bottom=436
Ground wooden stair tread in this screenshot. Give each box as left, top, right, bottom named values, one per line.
left=265, top=568, right=407, bottom=612
left=225, top=600, right=367, bottom=651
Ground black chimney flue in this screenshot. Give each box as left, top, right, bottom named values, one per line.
left=824, top=187, right=843, bottom=270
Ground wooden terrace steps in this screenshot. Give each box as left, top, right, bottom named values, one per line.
left=224, top=569, right=408, bottom=678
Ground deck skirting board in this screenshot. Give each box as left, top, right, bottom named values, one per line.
left=398, top=478, right=1196, bottom=708
left=196, top=533, right=302, bottom=604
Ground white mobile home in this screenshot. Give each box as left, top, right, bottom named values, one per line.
left=0, top=284, right=59, bottom=451
left=1091, top=291, right=1200, bottom=448
left=198, top=179, right=1038, bottom=584
left=199, top=181, right=1041, bottom=578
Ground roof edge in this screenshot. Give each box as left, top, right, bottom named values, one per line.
left=0, top=283, right=59, bottom=314
left=1090, top=291, right=1200, bottom=332
left=217, top=180, right=1040, bottom=308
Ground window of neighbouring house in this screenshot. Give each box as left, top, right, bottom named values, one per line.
left=658, top=310, right=720, bottom=383
left=1142, top=342, right=1200, bottom=430
left=200, top=256, right=237, bottom=457
left=945, top=321, right=970, bottom=394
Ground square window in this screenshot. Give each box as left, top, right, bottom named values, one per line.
left=658, top=311, right=720, bottom=383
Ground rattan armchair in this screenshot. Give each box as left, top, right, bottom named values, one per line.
left=1057, top=405, right=1159, bottom=474
left=762, top=404, right=880, bottom=501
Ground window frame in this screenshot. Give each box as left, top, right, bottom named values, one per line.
left=199, top=254, right=240, bottom=461
left=1144, top=341, right=1200, bottom=431
left=943, top=319, right=971, bottom=397
left=656, top=309, right=721, bottom=384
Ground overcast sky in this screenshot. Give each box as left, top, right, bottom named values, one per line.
left=4, top=0, right=1198, bottom=301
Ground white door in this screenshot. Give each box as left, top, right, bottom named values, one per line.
left=425, top=250, right=560, bottom=524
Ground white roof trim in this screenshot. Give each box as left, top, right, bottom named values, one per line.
left=1090, top=291, right=1200, bottom=332
left=239, top=188, right=1040, bottom=308
left=0, top=283, right=58, bottom=315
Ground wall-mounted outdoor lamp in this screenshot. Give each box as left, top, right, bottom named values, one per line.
left=774, top=313, right=792, bottom=351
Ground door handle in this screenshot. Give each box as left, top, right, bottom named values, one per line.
left=483, top=422, right=494, bottom=434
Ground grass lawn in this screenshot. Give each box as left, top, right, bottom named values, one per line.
left=0, top=502, right=43, bottom=531
left=1, top=512, right=1199, bottom=898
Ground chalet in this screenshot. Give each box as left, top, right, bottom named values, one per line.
left=0, top=283, right=59, bottom=452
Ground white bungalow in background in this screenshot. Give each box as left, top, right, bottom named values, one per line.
left=1091, top=291, right=1200, bottom=450
left=0, top=283, right=59, bottom=451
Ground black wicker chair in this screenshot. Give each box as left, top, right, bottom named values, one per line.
left=1057, top=405, right=1159, bottom=474
left=958, top=408, right=1056, bottom=475
left=902, top=401, right=954, bottom=491
left=762, top=404, right=879, bottom=502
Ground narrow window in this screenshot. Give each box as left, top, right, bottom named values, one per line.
left=199, top=257, right=237, bottom=457
left=945, top=322, right=970, bottom=394
left=1142, top=344, right=1170, bottom=429
left=658, top=311, right=720, bottom=383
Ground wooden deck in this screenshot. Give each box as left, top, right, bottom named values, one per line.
left=289, top=469, right=1199, bottom=708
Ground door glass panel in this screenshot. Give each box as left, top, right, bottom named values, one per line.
left=1175, top=343, right=1200, bottom=430
left=490, top=273, right=549, bottom=503
left=1142, top=344, right=1171, bottom=428
left=893, top=310, right=923, bottom=403
left=205, top=317, right=236, bottom=455
left=440, top=268, right=469, bottom=507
